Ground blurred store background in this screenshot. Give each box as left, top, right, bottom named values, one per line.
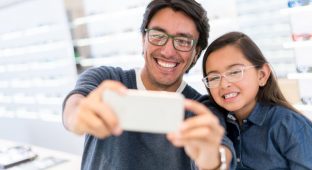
left=0, top=0, right=311, bottom=155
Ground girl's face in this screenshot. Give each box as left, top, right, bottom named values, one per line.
left=204, top=45, right=266, bottom=117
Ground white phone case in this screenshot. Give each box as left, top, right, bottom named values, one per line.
left=102, top=89, right=185, bottom=134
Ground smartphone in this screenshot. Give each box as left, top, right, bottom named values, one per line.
left=102, top=89, right=185, bottom=134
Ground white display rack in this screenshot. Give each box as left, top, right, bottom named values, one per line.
left=283, top=4, right=312, bottom=113
left=78, top=54, right=144, bottom=68
left=235, top=0, right=295, bottom=78
left=71, top=6, right=145, bottom=27
left=68, top=0, right=149, bottom=71
left=283, top=40, right=312, bottom=48
left=280, top=5, right=312, bottom=15
left=287, top=73, right=312, bottom=80
left=0, top=0, right=77, bottom=121
left=294, top=104, right=312, bottom=121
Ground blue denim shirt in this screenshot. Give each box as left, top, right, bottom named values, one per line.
left=225, top=102, right=312, bottom=170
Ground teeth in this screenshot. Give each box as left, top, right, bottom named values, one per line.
left=224, top=93, right=237, bottom=99
left=157, top=59, right=176, bottom=68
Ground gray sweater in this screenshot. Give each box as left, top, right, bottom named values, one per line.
left=64, top=66, right=235, bottom=170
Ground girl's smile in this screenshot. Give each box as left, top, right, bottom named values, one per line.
left=204, top=45, right=262, bottom=120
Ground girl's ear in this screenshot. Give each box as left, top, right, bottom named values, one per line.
left=258, top=63, right=271, bottom=87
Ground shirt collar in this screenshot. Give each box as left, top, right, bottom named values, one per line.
left=135, top=68, right=186, bottom=92
left=246, top=102, right=270, bottom=126
left=135, top=68, right=146, bottom=90
left=226, top=102, right=270, bottom=126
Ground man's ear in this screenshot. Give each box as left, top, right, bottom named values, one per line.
left=258, top=63, right=271, bottom=87
left=142, top=34, right=146, bottom=46
left=195, top=46, right=201, bottom=57
left=141, top=34, right=146, bottom=55
left=142, top=34, right=146, bottom=44
left=193, top=46, right=201, bottom=64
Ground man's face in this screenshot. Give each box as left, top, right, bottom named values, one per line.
left=141, top=7, right=200, bottom=91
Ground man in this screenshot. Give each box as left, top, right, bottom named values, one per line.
left=63, top=0, right=235, bottom=169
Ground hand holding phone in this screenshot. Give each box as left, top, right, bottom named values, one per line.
left=102, top=89, right=185, bottom=134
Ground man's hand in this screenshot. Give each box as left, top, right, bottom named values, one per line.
left=63, top=80, right=127, bottom=139
left=167, top=99, right=224, bottom=169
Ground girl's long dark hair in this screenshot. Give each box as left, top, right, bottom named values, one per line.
left=202, top=31, right=300, bottom=113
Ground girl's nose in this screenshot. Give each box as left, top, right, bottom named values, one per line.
left=220, top=76, right=231, bottom=88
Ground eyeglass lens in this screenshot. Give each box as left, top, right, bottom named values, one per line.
left=146, top=29, right=195, bottom=52
left=203, top=66, right=253, bottom=88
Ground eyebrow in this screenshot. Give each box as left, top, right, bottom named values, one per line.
left=149, top=26, right=194, bottom=38
left=206, top=63, right=245, bottom=75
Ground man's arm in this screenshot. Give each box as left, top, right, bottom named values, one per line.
left=62, top=80, right=127, bottom=138
left=62, top=94, right=84, bottom=132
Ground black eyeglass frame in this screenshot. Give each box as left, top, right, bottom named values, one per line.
left=144, top=28, right=197, bottom=52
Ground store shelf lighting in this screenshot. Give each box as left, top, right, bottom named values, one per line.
left=0, top=25, right=60, bottom=41
left=287, top=73, right=312, bottom=79
left=280, top=5, right=312, bottom=15
left=283, top=40, right=312, bottom=48
left=0, top=41, right=68, bottom=57
left=74, top=31, right=138, bottom=47
left=72, top=7, right=144, bottom=26
left=79, top=55, right=143, bottom=67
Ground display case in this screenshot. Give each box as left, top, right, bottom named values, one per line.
left=235, top=0, right=295, bottom=77
left=71, top=0, right=147, bottom=70
left=0, top=0, right=77, bottom=121
left=281, top=2, right=312, bottom=120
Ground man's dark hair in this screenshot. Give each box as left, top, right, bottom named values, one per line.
left=140, top=0, right=210, bottom=71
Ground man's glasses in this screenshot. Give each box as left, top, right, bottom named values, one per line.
left=145, top=28, right=197, bottom=52
left=202, top=65, right=257, bottom=88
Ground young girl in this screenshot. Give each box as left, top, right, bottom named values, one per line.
left=201, top=31, right=312, bottom=169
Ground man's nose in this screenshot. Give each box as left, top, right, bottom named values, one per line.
left=160, top=38, right=177, bottom=57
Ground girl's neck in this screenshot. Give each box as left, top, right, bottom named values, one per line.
left=233, top=106, right=254, bottom=126
left=235, top=112, right=249, bottom=126
left=233, top=100, right=257, bottom=126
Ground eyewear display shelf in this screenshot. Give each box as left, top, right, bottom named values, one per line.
left=71, top=0, right=148, bottom=70
left=0, top=0, right=77, bottom=121
left=281, top=4, right=312, bottom=120
left=235, top=0, right=295, bottom=78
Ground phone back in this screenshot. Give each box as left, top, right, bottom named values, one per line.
left=102, top=90, right=185, bottom=133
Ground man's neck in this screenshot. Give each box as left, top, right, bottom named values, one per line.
left=135, top=68, right=186, bottom=92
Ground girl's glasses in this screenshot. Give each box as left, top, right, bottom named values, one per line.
left=202, top=65, right=257, bottom=88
